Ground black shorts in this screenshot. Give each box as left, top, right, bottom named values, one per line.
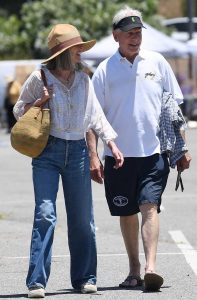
left=104, top=154, right=170, bottom=216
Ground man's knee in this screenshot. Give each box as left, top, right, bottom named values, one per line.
left=139, top=203, right=158, bottom=218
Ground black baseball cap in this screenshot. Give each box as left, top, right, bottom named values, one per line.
left=113, top=16, right=146, bottom=32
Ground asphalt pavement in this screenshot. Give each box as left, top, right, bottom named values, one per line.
left=0, top=127, right=197, bottom=300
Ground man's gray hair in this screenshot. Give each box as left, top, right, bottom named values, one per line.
left=112, top=5, right=143, bottom=26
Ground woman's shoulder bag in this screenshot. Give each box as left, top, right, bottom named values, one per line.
left=10, top=69, right=50, bottom=158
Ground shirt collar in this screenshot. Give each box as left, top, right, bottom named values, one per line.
left=114, top=48, right=146, bottom=63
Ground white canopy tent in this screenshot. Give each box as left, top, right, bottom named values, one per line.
left=187, top=38, right=197, bottom=55
left=82, top=23, right=189, bottom=62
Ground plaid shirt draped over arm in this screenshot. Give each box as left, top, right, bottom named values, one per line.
left=159, top=91, right=188, bottom=168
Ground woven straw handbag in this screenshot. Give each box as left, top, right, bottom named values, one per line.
left=10, top=69, right=50, bottom=158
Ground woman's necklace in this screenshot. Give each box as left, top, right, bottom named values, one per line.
left=65, top=71, right=74, bottom=86
left=53, top=70, right=74, bottom=88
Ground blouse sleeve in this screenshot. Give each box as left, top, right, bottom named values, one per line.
left=13, top=70, right=43, bottom=120
left=84, top=76, right=117, bottom=143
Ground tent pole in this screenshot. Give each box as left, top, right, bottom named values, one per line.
left=188, top=0, right=194, bottom=79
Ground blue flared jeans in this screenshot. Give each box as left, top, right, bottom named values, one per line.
left=26, top=136, right=97, bottom=289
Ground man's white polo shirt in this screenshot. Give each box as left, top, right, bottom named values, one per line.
left=92, top=49, right=183, bottom=157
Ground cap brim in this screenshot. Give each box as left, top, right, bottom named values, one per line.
left=42, top=39, right=96, bottom=64
left=120, top=24, right=146, bottom=32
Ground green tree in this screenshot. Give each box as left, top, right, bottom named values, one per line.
left=0, top=0, right=26, bottom=15
left=0, top=15, right=28, bottom=59
left=0, top=0, right=160, bottom=59
left=20, top=0, right=121, bottom=58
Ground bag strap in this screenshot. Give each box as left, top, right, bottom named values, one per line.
left=40, top=69, right=49, bottom=109
left=40, top=69, right=47, bottom=87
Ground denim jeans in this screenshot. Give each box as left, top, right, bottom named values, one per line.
left=26, top=136, right=97, bottom=289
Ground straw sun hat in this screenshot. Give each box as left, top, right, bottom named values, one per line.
left=42, top=24, right=96, bottom=63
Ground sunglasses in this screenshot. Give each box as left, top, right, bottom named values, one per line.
left=175, top=170, right=184, bottom=192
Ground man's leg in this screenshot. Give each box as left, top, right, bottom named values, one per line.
left=104, top=156, right=142, bottom=286
left=120, top=214, right=141, bottom=286
left=139, top=203, right=159, bottom=273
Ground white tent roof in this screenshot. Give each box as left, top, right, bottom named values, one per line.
left=82, top=23, right=189, bottom=61
left=187, top=38, right=197, bottom=55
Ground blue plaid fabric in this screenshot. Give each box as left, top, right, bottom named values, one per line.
left=159, top=91, right=188, bottom=168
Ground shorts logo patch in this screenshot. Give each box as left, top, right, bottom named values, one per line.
left=113, top=196, right=128, bottom=207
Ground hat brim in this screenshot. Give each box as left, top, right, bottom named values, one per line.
left=42, top=39, right=96, bottom=64
left=120, top=24, right=146, bottom=32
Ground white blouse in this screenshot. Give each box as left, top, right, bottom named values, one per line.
left=13, top=66, right=117, bottom=143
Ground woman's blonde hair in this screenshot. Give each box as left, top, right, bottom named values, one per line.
left=45, top=49, right=83, bottom=71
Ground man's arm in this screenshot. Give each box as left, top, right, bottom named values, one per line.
left=176, top=129, right=192, bottom=172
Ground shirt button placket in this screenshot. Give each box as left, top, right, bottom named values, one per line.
left=67, top=90, right=71, bottom=129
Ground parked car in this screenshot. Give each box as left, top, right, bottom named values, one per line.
left=161, top=17, right=197, bottom=41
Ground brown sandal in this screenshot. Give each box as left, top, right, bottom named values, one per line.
left=144, top=272, right=163, bottom=291
left=119, top=275, right=143, bottom=288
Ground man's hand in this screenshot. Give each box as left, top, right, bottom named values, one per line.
left=107, top=140, right=124, bottom=169
left=89, top=153, right=104, bottom=184
left=176, top=151, right=192, bottom=172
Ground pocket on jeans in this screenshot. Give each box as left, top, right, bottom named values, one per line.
left=45, top=135, right=56, bottom=150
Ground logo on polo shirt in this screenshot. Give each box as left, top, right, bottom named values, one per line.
left=145, top=72, right=156, bottom=79
left=113, top=196, right=128, bottom=207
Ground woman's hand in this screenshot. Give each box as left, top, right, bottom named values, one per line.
left=107, top=140, right=124, bottom=169
left=89, top=153, right=104, bottom=184
left=24, top=85, right=53, bottom=114
left=33, top=85, right=52, bottom=107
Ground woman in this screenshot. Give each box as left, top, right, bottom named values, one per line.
left=13, top=24, right=124, bottom=298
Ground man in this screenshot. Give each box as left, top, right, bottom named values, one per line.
left=87, top=6, right=191, bottom=291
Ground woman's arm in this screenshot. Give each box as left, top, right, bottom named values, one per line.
left=23, top=86, right=51, bottom=114
left=86, top=129, right=104, bottom=184
left=13, top=70, right=51, bottom=119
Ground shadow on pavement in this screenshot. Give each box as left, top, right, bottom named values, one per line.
left=0, top=295, right=27, bottom=299
left=98, top=286, right=143, bottom=291
left=0, top=291, right=74, bottom=299
left=0, top=285, right=171, bottom=298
